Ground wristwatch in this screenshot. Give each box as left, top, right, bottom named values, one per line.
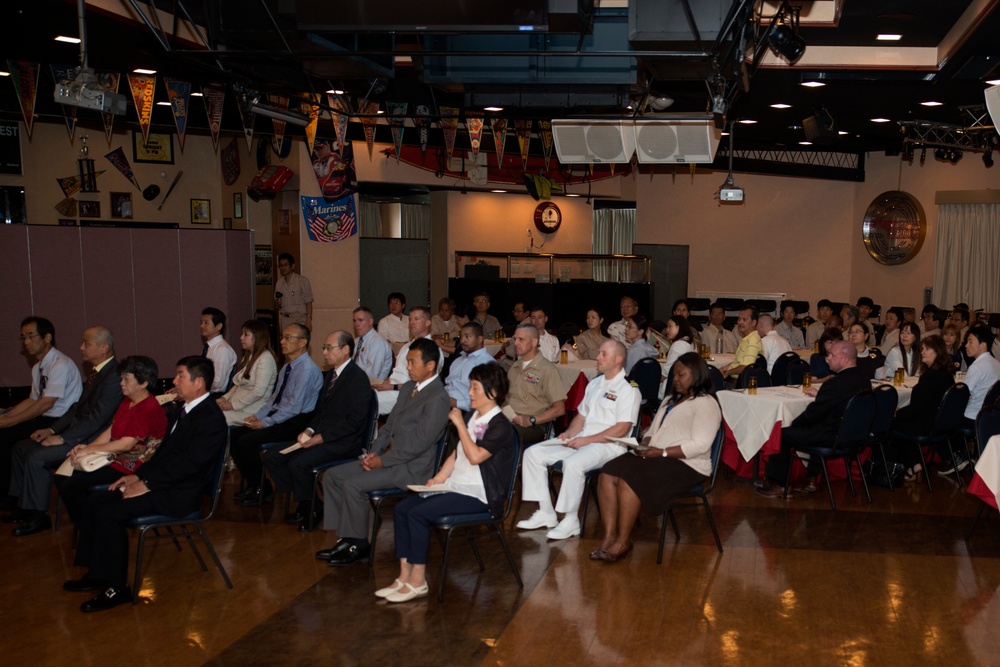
left=529, top=416, right=537, bottom=426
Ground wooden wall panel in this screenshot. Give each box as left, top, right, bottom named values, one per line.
left=132, top=229, right=186, bottom=377
left=27, top=226, right=86, bottom=361
left=0, top=227, right=35, bottom=385
left=81, top=227, right=138, bottom=358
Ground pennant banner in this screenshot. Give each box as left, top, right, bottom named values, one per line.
left=415, top=105, right=431, bottom=162
left=55, top=197, right=78, bottom=217
left=466, top=116, right=484, bottom=160
left=266, top=93, right=289, bottom=147
left=221, top=137, right=241, bottom=186
left=104, top=147, right=141, bottom=191
left=301, top=194, right=357, bottom=243
left=127, top=73, right=156, bottom=147
left=232, top=83, right=255, bottom=152
left=327, top=95, right=350, bottom=151
left=440, top=106, right=460, bottom=164
left=387, top=102, right=407, bottom=162
left=302, top=93, right=321, bottom=155
left=7, top=60, right=40, bottom=138
left=202, top=84, right=226, bottom=152
left=359, top=100, right=380, bottom=159
left=311, top=139, right=357, bottom=200
left=96, top=71, right=121, bottom=145
left=491, top=118, right=508, bottom=168
left=49, top=64, right=79, bottom=142
left=56, top=171, right=106, bottom=198
left=539, top=120, right=554, bottom=172
left=163, top=78, right=191, bottom=149
left=515, top=119, right=532, bottom=171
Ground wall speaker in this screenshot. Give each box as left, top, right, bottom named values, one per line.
left=634, top=117, right=720, bottom=163
left=552, top=116, right=721, bottom=164
left=551, top=120, right=636, bottom=163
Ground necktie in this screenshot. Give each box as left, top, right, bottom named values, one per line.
left=85, top=369, right=98, bottom=388
left=201, top=343, right=209, bottom=358
left=267, top=365, right=292, bottom=416
left=354, top=335, right=364, bottom=361
left=172, top=406, right=187, bottom=433
left=39, top=374, right=47, bottom=394
left=410, top=386, right=418, bottom=398
left=327, top=369, right=338, bottom=392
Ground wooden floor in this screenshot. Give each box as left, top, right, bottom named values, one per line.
left=3, top=469, right=1000, bottom=666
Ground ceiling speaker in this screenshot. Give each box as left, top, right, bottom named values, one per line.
left=986, top=85, right=1000, bottom=130
left=551, top=120, right=636, bottom=163
left=634, top=117, right=721, bottom=163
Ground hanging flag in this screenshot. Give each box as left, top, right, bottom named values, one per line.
left=302, top=93, right=321, bottom=154
left=311, top=138, right=357, bottom=200
left=301, top=194, right=357, bottom=242
left=515, top=119, right=532, bottom=171
left=55, top=198, right=78, bottom=217
left=49, top=64, right=79, bottom=142
left=57, top=171, right=106, bottom=198
left=95, top=71, right=121, bottom=145
left=221, top=137, right=241, bottom=186
left=104, top=147, right=141, bottom=191
left=490, top=117, right=508, bottom=168
left=440, top=106, right=460, bottom=164
left=266, top=93, right=289, bottom=147
left=327, top=94, right=350, bottom=151
left=466, top=115, right=484, bottom=160
left=127, top=73, right=156, bottom=147
left=359, top=100, right=380, bottom=159
left=202, top=83, right=226, bottom=152
left=415, top=105, right=431, bottom=162
left=163, top=78, right=191, bottom=149
left=7, top=60, right=40, bottom=138
left=539, top=120, right=554, bottom=171
left=387, top=102, right=407, bottom=162
left=232, top=82, right=256, bottom=152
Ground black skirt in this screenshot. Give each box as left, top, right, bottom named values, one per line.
left=601, top=453, right=708, bottom=514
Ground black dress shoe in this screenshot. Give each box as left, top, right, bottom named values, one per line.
left=298, top=511, right=322, bottom=532
left=327, top=544, right=370, bottom=566
left=12, top=514, right=51, bottom=536
left=1, top=509, right=31, bottom=524
left=64, top=576, right=109, bottom=592
left=236, top=488, right=274, bottom=506
left=315, top=540, right=350, bottom=560
left=81, top=586, right=133, bottom=612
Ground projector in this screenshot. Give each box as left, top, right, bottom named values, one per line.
left=719, top=186, right=745, bottom=202
left=53, top=69, right=127, bottom=115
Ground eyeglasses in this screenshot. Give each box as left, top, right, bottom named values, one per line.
left=280, top=334, right=306, bottom=341
left=18, top=333, right=40, bottom=341
left=321, top=344, right=342, bottom=351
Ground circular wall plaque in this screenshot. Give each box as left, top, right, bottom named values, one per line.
left=862, top=190, right=926, bottom=265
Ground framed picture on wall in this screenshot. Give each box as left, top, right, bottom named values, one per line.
left=191, top=198, right=211, bottom=225
left=223, top=217, right=232, bottom=229
left=78, top=200, right=100, bottom=218
left=255, top=246, right=273, bottom=285
left=132, top=131, right=174, bottom=164
left=110, top=192, right=133, bottom=219
left=233, top=192, right=243, bottom=218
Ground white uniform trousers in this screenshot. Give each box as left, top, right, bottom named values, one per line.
left=521, top=442, right=626, bottom=514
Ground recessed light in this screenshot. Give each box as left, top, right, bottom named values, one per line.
left=838, top=131, right=848, bottom=135
left=394, top=55, right=412, bottom=64
left=986, top=79, right=1000, bottom=86
left=801, top=81, right=825, bottom=88
left=738, top=119, right=757, bottom=124
left=565, top=193, right=581, bottom=197
left=870, top=118, right=891, bottom=123
left=376, top=109, right=384, bottom=114
left=490, top=189, right=506, bottom=193
left=190, top=91, right=203, bottom=97
left=799, top=141, right=812, bottom=145
left=0, top=71, right=9, bottom=77
left=770, top=103, right=792, bottom=109
left=877, top=34, right=902, bottom=41
left=788, top=124, right=803, bottom=130
left=326, top=89, right=345, bottom=95
left=484, top=106, right=503, bottom=112
left=54, top=35, right=81, bottom=44
left=132, top=68, right=157, bottom=75
left=156, top=101, right=171, bottom=106
left=920, top=101, right=943, bottom=107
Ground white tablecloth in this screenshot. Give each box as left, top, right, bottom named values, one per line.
left=970, top=434, right=1000, bottom=510
left=555, top=359, right=599, bottom=393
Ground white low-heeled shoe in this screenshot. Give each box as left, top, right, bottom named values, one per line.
left=374, top=579, right=405, bottom=598
left=385, top=582, right=429, bottom=603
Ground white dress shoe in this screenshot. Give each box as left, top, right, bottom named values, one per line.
left=546, top=516, right=581, bottom=540
left=385, top=582, right=429, bottom=603
left=516, top=510, right=558, bottom=530
left=375, top=579, right=405, bottom=598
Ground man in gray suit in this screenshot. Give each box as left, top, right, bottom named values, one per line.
left=318, top=337, right=450, bottom=566
left=5, top=326, right=122, bottom=536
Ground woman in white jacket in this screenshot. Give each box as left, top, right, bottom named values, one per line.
left=218, top=319, right=277, bottom=426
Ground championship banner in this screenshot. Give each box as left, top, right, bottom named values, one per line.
left=301, top=194, right=357, bottom=243
left=387, top=102, right=407, bottom=162
left=127, top=73, right=156, bottom=147
left=359, top=100, right=380, bottom=159
left=163, top=78, right=191, bottom=149
left=539, top=120, right=554, bottom=171
left=415, top=104, right=431, bottom=162
left=7, top=60, right=39, bottom=138
left=302, top=93, right=321, bottom=154
left=96, top=72, right=121, bottom=145
left=49, top=64, right=79, bottom=141
left=440, top=106, right=460, bottom=163
left=104, top=147, right=141, bottom=191
left=266, top=93, right=289, bottom=147
left=221, top=137, right=240, bottom=186
left=491, top=117, right=508, bottom=167
left=232, top=82, right=255, bottom=152
left=466, top=115, right=484, bottom=160
left=327, top=95, right=350, bottom=152
left=515, top=119, right=532, bottom=171
left=202, top=84, right=226, bottom=151
left=57, top=171, right=106, bottom=198
left=311, top=139, right=357, bottom=200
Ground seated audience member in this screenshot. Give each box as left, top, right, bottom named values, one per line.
left=962, top=325, right=1000, bottom=433
left=806, top=299, right=834, bottom=348
left=505, top=324, right=567, bottom=446
left=0, top=317, right=83, bottom=505
left=445, top=323, right=495, bottom=410
left=570, top=308, right=609, bottom=361
left=200, top=307, right=237, bottom=395
left=376, top=363, right=516, bottom=602
left=876, top=321, right=921, bottom=380
left=825, top=314, right=844, bottom=331
left=66, top=356, right=226, bottom=612
left=878, top=307, right=904, bottom=356
left=661, top=316, right=696, bottom=379
left=431, top=297, right=460, bottom=341
left=840, top=306, right=860, bottom=340
left=808, top=328, right=843, bottom=383
left=472, top=292, right=502, bottom=339
left=517, top=341, right=639, bottom=540
left=701, top=302, right=738, bottom=354
left=718, top=305, right=762, bottom=381
left=671, top=299, right=701, bottom=346
left=950, top=307, right=971, bottom=340
left=757, top=340, right=870, bottom=498
left=529, top=306, right=560, bottom=363
left=607, top=297, right=639, bottom=345
left=352, top=307, right=393, bottom=382
left=847, top=323, right=884, bottom=380
left=902, top=307, right=917, bottom=324
left=776, top=302, right=805, bottom=349
left=884, top=335, right=955, bottom=481
left=5, top=326, right=120, bottom=534
left=274, top=253, right=314, bottom=332
left=919, top=304, right=942, bottom=337
left=593, top=352, right=721, bottom=562
left=217, top=320, right=277, bottom=426
left=758, top=314, right=793, bottom=374
left=492, top=303, right=528, bottom=368
left=263, top=331, right=372, bottom=531
left=230, top=324, right=323, bottom=506
left=373, top=307, right=444, bottom=415
left=941, top=322, right=966, bottom=373
left=317, top=338, right=450, bottom=566
left=440, top=306, right=477, bottom=358
left=511, top=301, right=530, bottom=327
left=624, top=315, right=659, bottom=374
left=53, top=356, right=168, bottom=525
left=377, top=292, right=409, bottom=347
left=856, top=296, right=877, bottom=346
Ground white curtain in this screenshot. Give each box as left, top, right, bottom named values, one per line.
left=933, top=203, right=1000, bottom=312
left=593, top=208, right=637, bottom=281
left=401, top=203, right=431, bottom=239
left=358, top=201, right=382, bottom=237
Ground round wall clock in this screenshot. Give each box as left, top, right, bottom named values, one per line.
left=533, top=202, right=562, bottom=234
left=861, top=190, right=926, bottom=265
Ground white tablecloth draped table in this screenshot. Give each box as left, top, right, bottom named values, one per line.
left=969, top=434, right=1000, bottom=510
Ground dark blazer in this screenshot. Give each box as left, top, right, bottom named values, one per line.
left=48, top=357, right=122, bottom=446
left=893, top=367, right=955, bottom=435
left=790, top=366, right=871, bottom=437
left=136, top=394, right=227, bottom=516
left=370, top=376, right=450, bottom=487
left=307, top=361, right=372, bottom=450
left=475, top=413, right=517, bottom=518
left=856, top=348, right=884, bottom=381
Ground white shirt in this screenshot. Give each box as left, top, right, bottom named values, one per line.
left=377, top=313, right=409, bottom=344
left=538, top=331, right=560, bottom=363
left=446, top=406, right=502, bottom=504
left=576, top=369, right=641, bottom=439
left=31, top=347, right=83, bottom=417
left=388, top=335, right=445, bottom=385
left=876, top=346, right=918, bottom=380
left=878, top=329, right=899, bottom=357
left=775, top=321, right=804, bottom=349
left=701, top=324, right=737, bottom=354
left=964, top=352, right=1000, bottom=420
left=205, top=334, right=237, bottom=394
left=173, top=391, right=211, bottom=433
left=760, top=330, right=792, bottom=374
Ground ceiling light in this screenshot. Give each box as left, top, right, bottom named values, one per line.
left=484, top=106, right=503, bottom=112
left=54, top=36, right=81, bottom=44
left=376, top=109, right=384, bottom=114
left=394, top=55, right=412, bottom=64
left=156, top=101, right=170, bottom=106
left=0, top=71, right=9, bottom=77
left=190, top=91, right=203, bottom=97
left=799, top=141, right=812, bottom=145
left=490, top=189, right=506, bottom=193
left=768, top=23, right=806, bottom=63
left=565, top=193, right=581, bottom=197
left=801, top=81, right=825, bottom=88
left=770, top=103, right=792, bottom=109
left=720, top=131, right=729, bottom=136
left=650, top=96, right=674, bottom=111
left=870, top=118, right=891, bottom=123
left=838, top=131, right=848, bottom=135
left=326, top=89, right=345, bottom=95
left=132, top=68, right=157, bottom=75
left=986, top=79, right=1000, bottom=86
left=877, top=34, right=902, bottom=41
left=920, top=101, right=943, bottom=107
left=738, top=119, right=757, bottom=124
left=625, top=104, right=633, bottom=110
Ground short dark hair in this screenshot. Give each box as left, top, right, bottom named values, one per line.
left=922, top=303, right=938, bottom=316
left=739, top=304, right=759, bottom=323
left=967, top=324, right=995, bottom=351
left=630, top=314, right=649, bottom=334
left=856, top=296, right=874, bottom=308
left=842, top=305, right=859, bottom=322
left=387, top=292, right=406, bottom=306
left=671, top=298, right=690, bottom=312
left=529, top=305, right=548, bottom=317
left=409, top=337, right=439, bottom=369
left=667, top=352, right=717, bottom=403
left=438, top=297, right=456, bottom=309
left=817, top=299, right=833, bottom=310
left=926, top=309, right=944, bottom=329
left=277, top=252, right=295, bottom=265
left=288, top=322, right=311, bottom=344
left=21, top=316, right=56, bottom=346
left=202, top=307, right=227, bottom=336
left=120, top=355, right=159, bottom=389
left=353, top=306, right=373, bottom=317
left=666, top=315, right=694, bottom=343
left=887, top=306, right=905, bottom=321
left=708, top=302, right=725, bottom=315
left=462, top=322, right=484, bottom=338
left=818, top=328, right=843, bottom=357
left=177, top=355, right=214, bottom=392
left=469, top=362, right=508, bottom=405
left=952, top=308, right=971, bottom=324
left=474, top=291, right=490, bottom=301
left=334, top=330, right=355, bottom=356
left=456, top=305, right=478, bottom=321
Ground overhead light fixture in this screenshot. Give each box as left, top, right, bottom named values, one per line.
left=326, top=89, right=345, bottom=95
left=190, top=91, right=203, bottom=97
left=838, top=130, right=849, bottom=135
left=987, top=79, right=1000, bottom=86
left=934, top=148, right=963, bottom=164
left=156, top=101, right=170, bottom=106
left=490, top=189, right=507, bottom=193
left=484, top=106, right=503, bottom=112
left=249, top=100, right=311, bottom=127
left=53, top=67, right=127, bottom=114
left=799, top=141, right=812, bottom=145
left=650, top=96, right=674, bottom=111
left=801, top=81, right=825, bottom=88
left=54, top=36, right=81, bottom=44
left=877, top=34, right=902, bottom=41
left=901, top=142, right=915, bottom=162
left=376, top=109, right=384, bottom=114
left=394, top=55, right=412, bottom=64
left=0, top=71, right=9, bottom=77
left=920, top=101, right=943, bottom=107
left=920, top=147, right=926, bottom=164
left=870, top=118, right=891, bottom=123
left=738, top=119, right=757, bottom=124
left=132, top=68, right=157, bottom=75
left=768, top=6, right=806, bottom=64
left=565, top=193, right=581, bottom=197
left=770, top=103, right=791, bottom=109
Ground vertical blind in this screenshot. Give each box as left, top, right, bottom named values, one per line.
left=592, top=207, right=637, bottom=281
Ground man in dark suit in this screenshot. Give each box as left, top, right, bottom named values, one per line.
left=757, top=340, right=871, bottom=498
left=318, top=337, right=450, bottom=566
left=5, top=326, right=122, bottom=535
left=263, top=330, right=371, bottom=531
left=65, top=356, right=227, bottom=612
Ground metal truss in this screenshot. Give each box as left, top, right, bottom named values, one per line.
left=900, top=108, right=998, bottom=152
left=717, top=145, right=860, bottom=169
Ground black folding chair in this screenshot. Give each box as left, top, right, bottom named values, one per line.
left=868, top=384, right=899, bottom=490
left=739, top=367, right=771, bottom=389
left=785, top=358, right=811, bottom=385
left=709, top=365, right=725, bottom=393
left=770, top=351, right=801, bottom=386
left=628, top=357, right=663, bottom=418
left=889, top=384, right=970, bottom=492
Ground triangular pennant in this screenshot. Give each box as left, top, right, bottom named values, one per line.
left=127, top=73, right=157, bottom=147
left=358, top=99, right=380, bottom=159
left=7, top=60, right=40, bottom=138
left=49, top=64, right=79, bottom=142
left=439, top=106, right=460, bottom=164
left=231, top=82, right=256, bottom=152
left=387, top=102, right=407, bottom=162
left=163, top=78, right=191, bottom=149
left=57, top=171, right=106, bottom=198
left=302, top=93, right=321, bottom=155
left=415, top=105, right=431, bottom=162
left=490, top=117, right=508, bottom=168
left=104, top=147, right=141, bottom=191
left=95, top=71, right=121, bottom=145
left=539, top=120, right=554, bottom=171
left=266, top=93, right=289, bottom=147
left=466, top=115, right=484, bottom=160
left=201, top=83, right=226, bottom=152
left=327, top=95, right=350, bottom=151
left=55, top=197, right=78, bottom=217
left=515, top=119, right=532, bottom=171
